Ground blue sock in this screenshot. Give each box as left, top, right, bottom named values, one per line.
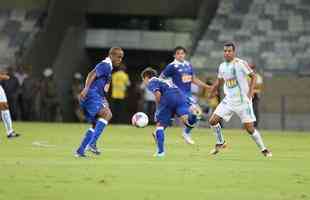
left=155, top=127, right=165, bottom=154
left=188, top=114, right=198, bottom=126
left=89, top=118, right=108, bottom=146
left=184, top=126, right=192, bottom=135
left=77, top=128, right=95, bottom=154
left=184, top=114, right=198, bottom=135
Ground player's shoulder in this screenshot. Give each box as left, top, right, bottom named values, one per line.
left=168, top=60, right=182, bottom=68
left=97, top=57, right=113, bottom=69
left=149, top=77, right=159, bottom=84
left=219, top=61, right=226, bottom=69
left=234, top=57, right=249, bottom=67
left=148, top=77, right=162, bottom=89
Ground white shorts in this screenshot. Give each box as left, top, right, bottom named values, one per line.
left=213, top=98, right=256, bottom=123
left=0, top=85, right=7, bottom=102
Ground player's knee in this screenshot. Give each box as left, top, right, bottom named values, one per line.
left=103, top=110, right=112, bottom=121
left=179, top=115, right=188, bottom=125
left=98, top=108, right=112, bottom=122
left=209, top=117, right=217, bottom=126
left=0, top=102, right=8, bottom=110
left=244, top=123, right=255, bottom=134
left=106, top=111, right=112, bottom=121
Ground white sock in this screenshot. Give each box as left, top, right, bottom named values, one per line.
left=250, top=129, right=266, bottom=151
left=1, top=110, right=14, bottom=135
left=211, top=123, right=224, bottom=144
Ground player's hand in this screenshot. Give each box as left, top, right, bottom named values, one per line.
left=248, top=90, right=254, bottom=99
left=208, top=90, right=218, bottom=99
left=79, top=88, right=88, bottom=101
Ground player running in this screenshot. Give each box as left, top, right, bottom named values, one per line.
left=208, top=42, right=272, bottom=157
left=141, top=67, right=198, bottom=157
left=160, top=46, right=211, bottom=145
left=0, top=72, right=20, bottom=139
left=75, top=47, right=124, bottom=157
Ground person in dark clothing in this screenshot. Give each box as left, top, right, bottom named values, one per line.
left=1, top=67, right=19, bottom=120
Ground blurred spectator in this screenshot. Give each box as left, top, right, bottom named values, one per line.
left=21, top=65, right=39, bottom=121
left=200, top=78, right=222, bottom=126
left=14, top=65, right=28, bottom=86
left=1, top=67, right=19, bottom=120
left=140, top=82, right=156, bottom=124
left=111, top=65, right=130, bottom=123
left=14, top=65, right=29, bottom=120
left=72, top=72, right=85, bottom=122
left=249, top=64, right=263, bottom=128
left=41, top=68, right=61, bottom=122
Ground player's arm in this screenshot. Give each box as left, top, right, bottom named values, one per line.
left=154, top=91, right=161, bottom=106
left=209, top=78, right=223, bottom=98
left=159, top=64, right=174, bottom=79
left=0, top=74, right=10, bottom=80
left=79, top=69, right=96, bottom=100
left=248, top=72, right=257, bottom=99
left=240, top=61, right=256, bottom=99
left=192, top=76, right=212, bottom=91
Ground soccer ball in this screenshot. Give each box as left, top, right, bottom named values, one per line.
left=132, top=112, right=149, bottom=128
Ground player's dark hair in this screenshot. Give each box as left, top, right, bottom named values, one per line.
left=224, top=42, right=236, bottom=51
left=141, top=67, right=158, bottom=79
left=173, top=46, right=187, bottom=55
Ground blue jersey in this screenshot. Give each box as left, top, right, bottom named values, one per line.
left=147, top=77, right=179, bottom=98
left=80, top=57, right=112, bottom=122
left=89, top=57, right=113, bottom=97
left=147, top=77, right=190, bottom=127
left=161, top=59, right=194, bottom=97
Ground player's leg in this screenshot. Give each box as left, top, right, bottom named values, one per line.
left=182, top=103, right=200, bottom=144
left=153, top=123, right=166, bottom=157
left=76, top=127, right=95, bottom=157
left=152, top=105, right=171, bottom=157
left=208, top=101, right=232, bottom=155
left=87, top=105, right=112, bottom=155
left=75, top=102, right=96, bottom=157
left=0, top=86, right=19, bottom=138
left=75, top=95, right=108, bottom=157
left=239, top=101, right=272, bottom=157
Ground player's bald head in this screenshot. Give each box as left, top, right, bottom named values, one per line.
left=109, top=47, right=123, bottom=56
left=108, top=47, right=124, bottom=66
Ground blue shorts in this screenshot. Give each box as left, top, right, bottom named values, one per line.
left=80, top=91, right=108, bottom=123
left=155, top=93, right=190, bottom=127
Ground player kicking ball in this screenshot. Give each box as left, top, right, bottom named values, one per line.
left=141, top=67, right=198, bottom=157
left=75, top=47, right=124, bottom=157
left=0, top=73, right=20, bottom=139
left=160, top=46, right=211, bottom=144
left=208, top=42, right=272, bottom=157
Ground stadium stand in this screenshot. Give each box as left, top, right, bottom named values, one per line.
left=0, top=9, right=43, bottom=67
left=191, top=0, right=310, bottom=73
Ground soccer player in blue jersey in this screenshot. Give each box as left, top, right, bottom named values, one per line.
left=160, top=46, right=211, bottom=144
left=141, top=67, right=198, bottom=157
left=75, top=47, right=124, bottom=157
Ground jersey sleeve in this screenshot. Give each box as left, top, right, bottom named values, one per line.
left=161, top=64, right=174, bottom=78
left=147, top=80, right=160, bottom=93
left=240, top=61, right=253, bottom=75
left=95, top=62, right=110, bottom=78
left=217, top=65, right=224, bottom=79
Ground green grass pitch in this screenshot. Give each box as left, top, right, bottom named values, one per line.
left=0, top=122, right=309, bottom=200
